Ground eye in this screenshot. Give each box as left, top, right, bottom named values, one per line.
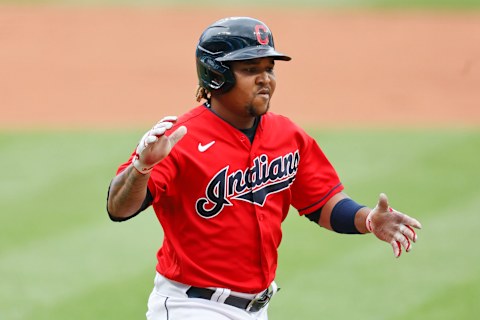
left=244, top=67, right=258, bottom=73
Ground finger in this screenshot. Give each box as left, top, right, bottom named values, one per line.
left=400, top=214, right=422, bottom=229
left=159, top=116, right=178, bottom=123
left=145, top=135, right=158, bottom=145
left=141, top=130, right=158, bottom=147
left=377, top=193, right=389, bottom=212
left=407, top=217, right=422, bottom=229
left=149, top=129, right=166, bottom=139
left=400, top=225, right=417, bottom=242
left=138, top=131, right=151, bottom=147
left=394, top=231, right=411, bottom=252
left=152, top=121, right=174, bottom=132
left=169, top=126, right=188, bottom=146
left=390, top=239, right=402, bottom=258
left=389, top=208, right=422, bottom=230
left=405, top=225, right=417, bottom=242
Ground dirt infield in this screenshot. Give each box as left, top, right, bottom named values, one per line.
left=1, top=7, right=479, bottom=129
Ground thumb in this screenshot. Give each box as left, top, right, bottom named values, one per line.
left=377, top=193, right=389, bottom=212
left=169, top=126, right=187, bottom=146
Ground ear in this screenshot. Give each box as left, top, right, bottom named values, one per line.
left=195, top=86, right=211, bottom=102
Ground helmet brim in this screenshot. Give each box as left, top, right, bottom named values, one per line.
left=216, top=45, right=291, bottom=62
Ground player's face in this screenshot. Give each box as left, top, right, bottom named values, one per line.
left=211, top=58, right=277, bottom=129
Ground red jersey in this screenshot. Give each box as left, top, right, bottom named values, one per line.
left=117, top=105, right=343, bottom=293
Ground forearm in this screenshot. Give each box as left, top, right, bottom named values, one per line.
left=107, top=164, right=151, bottom=219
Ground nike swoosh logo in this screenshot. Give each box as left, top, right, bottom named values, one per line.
left=198, top=141, right=215, bottom=152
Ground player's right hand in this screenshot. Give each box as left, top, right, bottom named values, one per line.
left=132, top=116, right=187, bottom=174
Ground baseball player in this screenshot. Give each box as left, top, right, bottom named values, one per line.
left=107, top=17, right=422, bottom=320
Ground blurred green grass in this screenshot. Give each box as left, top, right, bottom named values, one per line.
left=0, top=0, right=479, bottom=9
left=1, top=129, right=479, bottom=319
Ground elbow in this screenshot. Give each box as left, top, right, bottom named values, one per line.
left=105, top=178, right=150, bottom=222
left=106, top=182, right=132, bottom=222
left=106, top=196, right=142, bottom=222
left=108, top=212, right=129, bottom=222
left=106, top=200, right=126, bottom=222
left=106, top=194, right=135, bottom=222
left=106, top=204, right=136, bottom=222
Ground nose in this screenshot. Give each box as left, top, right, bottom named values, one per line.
left=256, top=70, right=271, bottom=84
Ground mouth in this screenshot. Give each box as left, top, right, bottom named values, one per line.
left=257, top=88, right=271, bottom=98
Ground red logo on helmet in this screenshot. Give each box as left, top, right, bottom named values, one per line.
left=255, top=25, right=269, bottom=45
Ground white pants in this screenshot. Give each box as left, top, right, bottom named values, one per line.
left=146, top=273, right=273, bottom=320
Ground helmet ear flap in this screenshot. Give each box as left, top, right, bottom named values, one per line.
left=196, top=55, right=235, bottom=93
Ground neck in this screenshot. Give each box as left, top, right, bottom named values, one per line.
left=207, top=100, right=256, bottom=129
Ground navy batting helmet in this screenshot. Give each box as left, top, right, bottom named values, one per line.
left=196, top=17, right=291, bottom=93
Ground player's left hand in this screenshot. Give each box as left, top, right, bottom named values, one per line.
left=366, top=193, right=422, bottom=258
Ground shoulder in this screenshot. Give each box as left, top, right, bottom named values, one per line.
left=176, top=104, right=211, bottom=126
left=262, top=111, right=294, bottom=123
left=261, top=112, right=311, bottom=138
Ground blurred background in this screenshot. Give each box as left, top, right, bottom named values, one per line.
left=1, top=0, right=479, bottom=319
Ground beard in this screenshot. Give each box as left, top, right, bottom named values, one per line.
left=246, top=99, right=270, bottom=117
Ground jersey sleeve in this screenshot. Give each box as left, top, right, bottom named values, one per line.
left=290, top=133, right=344, bottom=215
